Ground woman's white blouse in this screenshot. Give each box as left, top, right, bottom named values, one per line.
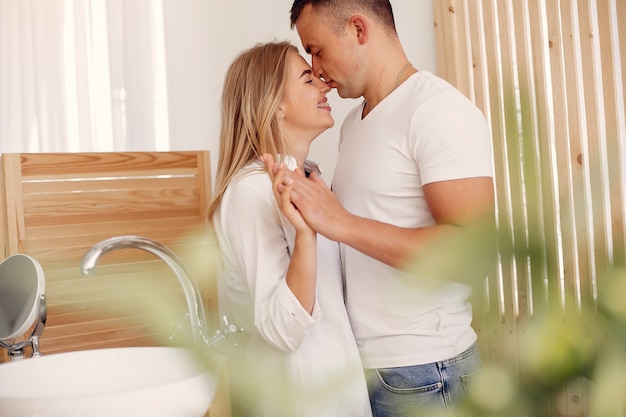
left=212, top=159, right=372, bottom=417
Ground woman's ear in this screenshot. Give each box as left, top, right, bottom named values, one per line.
left=276, top=105, right=285, bottom=120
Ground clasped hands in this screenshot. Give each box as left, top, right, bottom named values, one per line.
left=261, top=154, right=349, bottom=241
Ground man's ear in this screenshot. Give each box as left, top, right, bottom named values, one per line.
left=349, top=15, right=368, bottom=45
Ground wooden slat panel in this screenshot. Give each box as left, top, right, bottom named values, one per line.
left=25, top=216, right=202, bottom=239
left=23, top=227, right=201, bottom=251
left=3, top=153, right=26, bottom=254
left=22, top=188, right=200, bottom=223
left=597, top=0, right=626, bottom=264
left=433, top=0, right=450, bottom=81
left=41, top=323, right=161, bottom=353
left=560, top=0, right=594, bottom=309
left=577, top=0, right=612, bottom=291
left=0, top=151, right=214, bottom=361
left=21, top=238, right=207, bottom=267
left=545, top=0, right=580, bottom=309
left=484, top=0, right=525, bottom=374
left=511, top=0, right=546, bottom=313
left=45, top=271, right=186, bottom=302
left=467, top=0, right=491, bottom=120
left=18, top=151, right=204, bottom=178
left=433, top=0, right=473, bottom=98
left=619, top=0, right=626, bottom=110
left=42, top=334, right=159, bottom=355
left=0, top=156, right=7, bottom=258
left=22, top=175, right=198, bottom=194
left=527, top=0, right=564, bottom=305
left=25, top=207, right=200, bottom=228
left=465, top=0, right=501, bottom=368
left=479, top=0, right=510, bottom=370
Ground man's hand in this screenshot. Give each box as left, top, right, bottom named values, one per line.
left=261, top=153, right=350, bottom=241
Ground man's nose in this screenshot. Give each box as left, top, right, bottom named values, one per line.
left=311, top=56, right=324, bottom=81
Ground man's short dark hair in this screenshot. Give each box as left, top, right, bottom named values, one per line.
left=289, top=0, right=396, bottom=34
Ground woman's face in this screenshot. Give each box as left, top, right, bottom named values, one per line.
left=278, top=50, right=334, bottom=145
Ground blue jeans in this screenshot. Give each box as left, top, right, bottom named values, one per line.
left=365, top=343, right=481, bottom=417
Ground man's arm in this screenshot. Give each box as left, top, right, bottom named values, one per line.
left=272, top=163, right=495, bottom=272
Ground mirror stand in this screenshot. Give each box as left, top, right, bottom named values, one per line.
left=0, top=294, right=47, bottom=360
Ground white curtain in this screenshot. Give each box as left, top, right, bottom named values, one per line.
left=0, top=0, right=170, bottom=153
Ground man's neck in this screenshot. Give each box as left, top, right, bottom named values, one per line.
left=361, top=63, right=417, bottom=118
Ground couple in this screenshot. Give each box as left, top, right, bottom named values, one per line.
left=208, top=1, right=495, bottom=417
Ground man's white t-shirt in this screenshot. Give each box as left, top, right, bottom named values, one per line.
left=333, top=71, right=494, bottom=369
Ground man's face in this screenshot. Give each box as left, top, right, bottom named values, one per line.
left=295, top=4, right=363, bottom=99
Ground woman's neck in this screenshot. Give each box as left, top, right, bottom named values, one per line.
left=289, top=141, right=311, bottom=170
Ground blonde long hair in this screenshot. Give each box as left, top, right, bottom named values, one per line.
left=208, top=41, right=298, bottom=221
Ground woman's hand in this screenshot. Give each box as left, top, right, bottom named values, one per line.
left=262, top=154, right=314, bottom=236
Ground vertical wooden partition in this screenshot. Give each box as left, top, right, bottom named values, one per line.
left=434, top=1, right=626, bottom=415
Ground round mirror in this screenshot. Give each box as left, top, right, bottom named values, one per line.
left=0, top=254, right=45, bottom=342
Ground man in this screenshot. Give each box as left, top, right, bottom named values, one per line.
left=275, top=1, right=495, bottom=415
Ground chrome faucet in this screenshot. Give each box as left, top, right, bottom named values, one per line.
left=80, top=235, right=240, bottom=348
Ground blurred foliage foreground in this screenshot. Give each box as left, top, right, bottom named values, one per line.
left=403, top=215, right=626, bottom=417
left=72, top=220, right=626, bottom=417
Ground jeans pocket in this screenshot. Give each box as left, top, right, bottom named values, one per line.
left=460, top=366, right=482, bottom=395
left=376, top=367, right=443, bottom=394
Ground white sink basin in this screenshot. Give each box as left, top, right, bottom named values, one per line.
left=0, top=346, right=219, bottom=417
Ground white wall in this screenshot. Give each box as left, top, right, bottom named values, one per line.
left=163, top=0, right=437, bottom=182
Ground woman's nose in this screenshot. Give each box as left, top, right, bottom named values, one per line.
left=317, top=77, right=331, bottom=92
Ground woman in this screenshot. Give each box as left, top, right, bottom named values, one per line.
left=208, top=41, right=372, bottom=417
